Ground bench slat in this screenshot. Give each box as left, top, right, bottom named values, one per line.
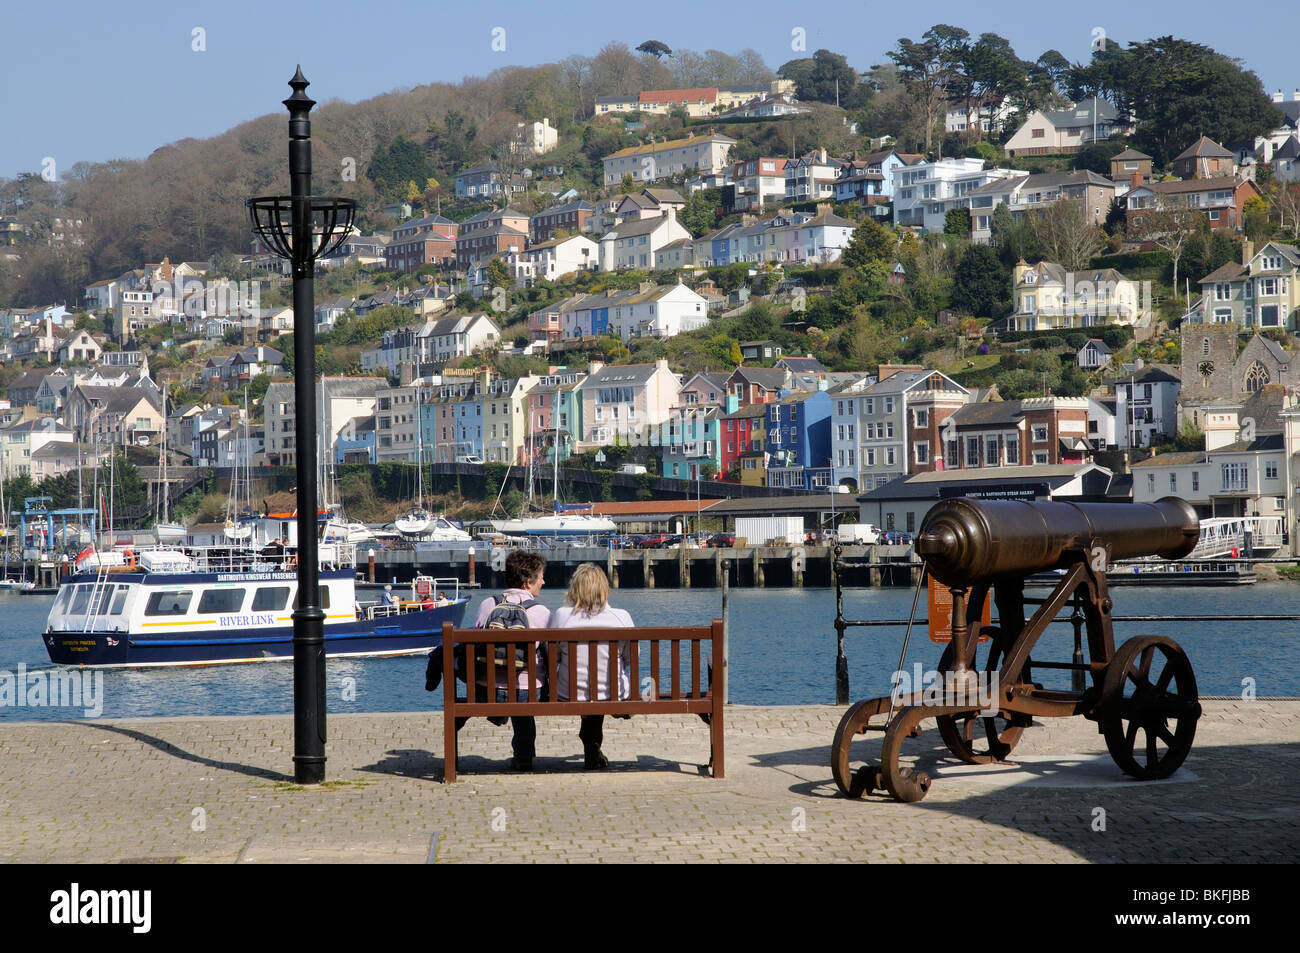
left=691, top=639, right=701, bottom=698
left=671, top=640, right=681, bottom=700
left=629, top=639, right=640, bottom=700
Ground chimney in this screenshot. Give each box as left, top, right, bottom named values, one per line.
left=1131, top=171, right=1142, bottom=190
left=818, top=148, right=827, bottom=164
left=588, top=361, right=605, bottom=375
left=1242, top=239, right=1255, bottom=267
left=1274, top=90, right=1285, bottom=103
left=1294, top=89, right=1300, bottom=102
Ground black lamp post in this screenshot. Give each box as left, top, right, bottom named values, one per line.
left=248, top=68, right=356, bottom=784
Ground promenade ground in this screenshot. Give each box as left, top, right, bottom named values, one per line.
left=1, top=700, right=1295, bottom=863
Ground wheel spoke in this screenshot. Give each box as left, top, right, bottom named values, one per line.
left=1145, top=729, right=1159, bottom=767
left=1156, top=724, right=1176, bottom=746
left=1155, top=664, right=1175, bottom=692
left=1126, top=719, right=1140, bottom=746
left=1138, top=645, right=1156, bottom=681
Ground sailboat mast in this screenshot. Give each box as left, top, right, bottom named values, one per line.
left=161, top=382, right=169, bottom=525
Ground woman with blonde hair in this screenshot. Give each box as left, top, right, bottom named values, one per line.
left=551, top=563, right=632, bottom=769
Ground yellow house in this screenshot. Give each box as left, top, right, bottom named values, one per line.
left=1012, top=260, right=1148, bottom=331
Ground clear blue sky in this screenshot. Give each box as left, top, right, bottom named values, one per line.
left=4, top=0, right=1297, bottom=180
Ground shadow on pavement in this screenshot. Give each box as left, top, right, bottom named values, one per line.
left=76, top=722, right=293, bottom=782
left=765, top=731, right=1300, bottom=862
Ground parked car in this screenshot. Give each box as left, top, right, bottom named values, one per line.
left=707, top=532, right=737, bottom=548
left=637, top=533, right=672, bottom=549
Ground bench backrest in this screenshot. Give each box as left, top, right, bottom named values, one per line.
left=440, top=620, right=723, bottom=716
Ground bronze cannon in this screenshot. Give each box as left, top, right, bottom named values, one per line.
left=831, top=497, right=1203, bottom=803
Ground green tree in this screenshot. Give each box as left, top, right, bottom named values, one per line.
left=637, top=40, right=672, bottom=59
left=840, top=218, right=896, bottom=270
left=944, top=207, right=973, bottom=236
left=1071, top=36, right=1282, bottom=165
left=952, top=243, right=1008, bottom=317
left=888, top=26, right=970, bottom=155
left=776, top=49, right=871, bottom=109
left=485, top=257, right=511, bottom=292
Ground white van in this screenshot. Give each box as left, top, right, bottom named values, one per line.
left=618, top=464, right=648, bottom=475
left=455, top=454, right=484, bottom=465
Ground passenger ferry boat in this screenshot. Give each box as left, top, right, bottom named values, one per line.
left=42, top=537, right=470, bottom=667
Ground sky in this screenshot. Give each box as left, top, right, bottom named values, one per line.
left=3, top=0, right=1298, bottom=181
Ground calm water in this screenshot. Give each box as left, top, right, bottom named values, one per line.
left=1, top=582, right=1298, bottom=721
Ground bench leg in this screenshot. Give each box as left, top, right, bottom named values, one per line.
left=711, top=703, right=724, bottom=779
left=444, top=707, right=458, bottom=783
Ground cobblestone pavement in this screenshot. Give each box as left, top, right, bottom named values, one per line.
left=0, top=701, right=1295, bottom=863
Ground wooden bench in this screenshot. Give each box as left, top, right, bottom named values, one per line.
left=441, top=620, right=724, bottom=781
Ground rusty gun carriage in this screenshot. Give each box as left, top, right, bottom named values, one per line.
left=831, top=497, right=1203, bottom=803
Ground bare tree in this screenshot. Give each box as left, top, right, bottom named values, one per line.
left=1133, top=202, right=1201, bottom=305
left=1270, top=182, right=1300, bottom=242
left=1030, top=199, right=1105, bottom=272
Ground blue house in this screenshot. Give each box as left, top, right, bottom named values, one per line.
left=762, top=390, right=832, bottom=489
left=335, top=415, right=376, bottom=464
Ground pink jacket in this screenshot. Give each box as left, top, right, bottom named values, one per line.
left=551, top=605, right=633, bottom=702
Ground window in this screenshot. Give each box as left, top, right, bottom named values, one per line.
left=914, top=442, right=929, bottom=464
left=966, top=436, right=980, bottom=466
left=198, top=588, right=245, bottom=614
left=1221, top=463, right=1249, bottom=492
left=865, top=449, right=876, bottom=466
left=945, top=440, right=959, bottom=468
left=1191, top=471, right=1199, bottom=492
left=253, top=587, right=291, bottom=611
left=293, top=587, right=332, bottom=610
left=146, top=590, right=194, bottom=616
left=915, top=409, right=929, bottom=428
left=986, top=436, right=1000, bottom=466
left=1033, top=425, right=1048, bottom=442
left=883, top=397, right=895, bottom=413
left=1266, top=462, right=1279, bottom=480
left=864, top=399, right=874, bottom=415
left=1169, top=473, right=1177, bottom=492
left=885, top=448, right=896, bottom=466
left=1006, top=435, right=1019, bottom=465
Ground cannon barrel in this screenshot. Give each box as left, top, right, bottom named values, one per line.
left=915, top=497, right=1199, bottom=588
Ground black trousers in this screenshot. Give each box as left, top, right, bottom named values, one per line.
left=579, top=715, right=603, bottom=753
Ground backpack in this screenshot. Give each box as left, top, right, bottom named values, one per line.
left=473, top=592, right=538, bottom=671
left=424, top=592, right=538, bottom=692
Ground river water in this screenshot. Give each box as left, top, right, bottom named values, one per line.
left=1, top=582, right=1297, bottom=722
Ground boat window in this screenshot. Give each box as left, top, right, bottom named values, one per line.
left=92, top=585, right=114, bottom=616
left=252, top=586, right=290, bottom=611
left=145, top=590, right=193, bottom=616
left=109, top=585, right=130, bottom=615
left=292, top=586, right=331, bottom=610
left=69, top=585, right=93, bottom=616
left=52, top=585, right=74, bottom=614
left=198, top=588, right=246, bottom=614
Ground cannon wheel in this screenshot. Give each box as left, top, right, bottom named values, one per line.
left=831, top=696, right=899, bottom=798
left=1101, top=635, right=1201, bottom=780
left=935, top=628, right=1025, bottom=764
left=879, top=706, right=933, bottom=802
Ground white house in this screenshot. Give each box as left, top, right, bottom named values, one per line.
left=507, top=234, right=599, bottom=287
left=602, top=134, right=735, bottom=187
left=892, top=158, right=1020, bottom=232
left=608, top=284, right=710, bottom=342
left=1004, top=100, right=1123, bottom=156
left=599, top=211, right=691, bottom=271
left=785, top=150, right=841, bottom=202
